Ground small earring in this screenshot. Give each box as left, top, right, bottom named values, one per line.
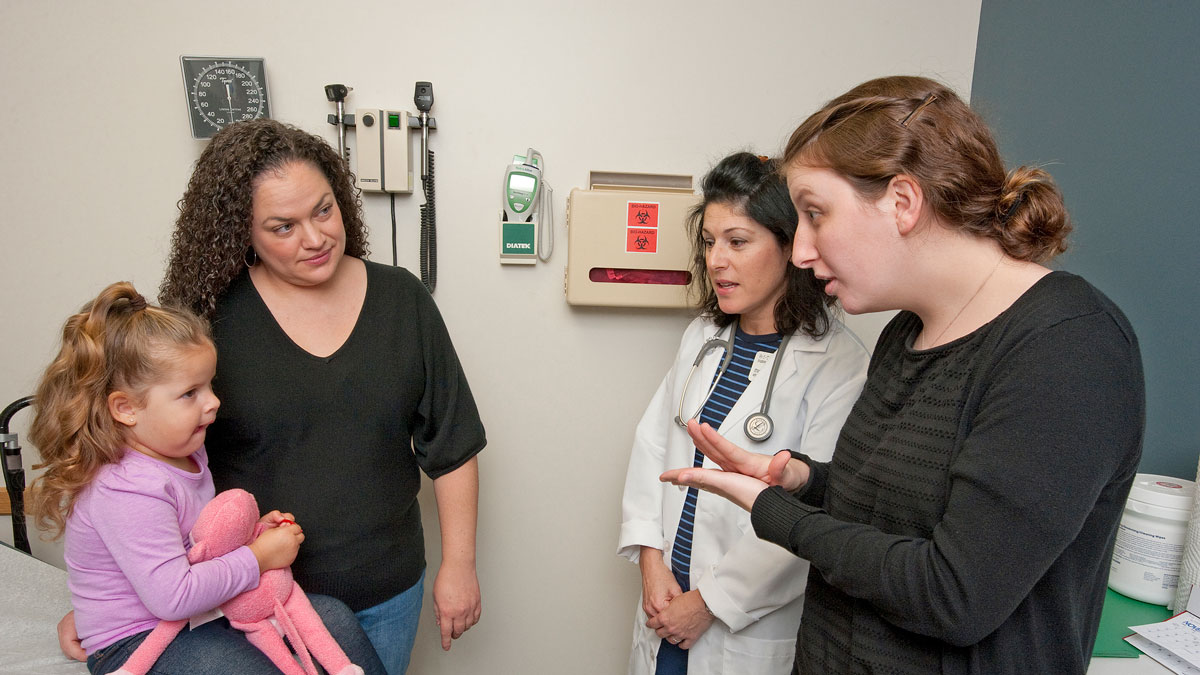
left=244, top=247, right=258, bottom=268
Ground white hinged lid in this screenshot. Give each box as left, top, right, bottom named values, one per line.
left=1128, top=473, right=1196, bottom=511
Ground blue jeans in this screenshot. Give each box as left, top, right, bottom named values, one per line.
left=86, top=593, right=385, bottom=675
left=354, top=571, right=424, bottom=675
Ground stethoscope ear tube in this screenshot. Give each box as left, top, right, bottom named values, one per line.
left=675, top=330, right=736, bottom=429
left=674, top=328, right=791, bottom=443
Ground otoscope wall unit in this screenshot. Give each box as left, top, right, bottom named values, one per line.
left=355, top=108, right=413, bottom=194
left=564, top=171, right=698, bottom=308
left=325, top=81, right=440, bottom=292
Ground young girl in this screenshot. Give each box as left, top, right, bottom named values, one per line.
left=28, top=282, right=383, bottom=675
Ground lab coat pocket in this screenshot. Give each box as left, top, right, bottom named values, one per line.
left=628, top=602, right=660, bottom=675
left=720, top=630, right=795, bottom=674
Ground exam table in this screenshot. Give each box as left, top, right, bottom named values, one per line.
left=0, top=544, right=86, bottom=674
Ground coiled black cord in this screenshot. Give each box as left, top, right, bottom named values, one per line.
left=1, top=395, right=34, bottom=554
left=419, top=149, right=437, bottom=293
left=390, top=193, right=398, bottom=267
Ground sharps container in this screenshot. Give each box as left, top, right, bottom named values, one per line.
left=1109, top=474, right=1196, bottom=605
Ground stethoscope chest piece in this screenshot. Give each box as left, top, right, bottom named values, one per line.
left=675, top=327, right=791, bottom=443
left=744, top=412, right=774, bottom=442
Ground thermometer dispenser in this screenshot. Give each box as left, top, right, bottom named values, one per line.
left=500, top=149, right=552, bottom=265
left=355, top=107, right=413, bottom=193
left=564, top=171, right=698, bottom=308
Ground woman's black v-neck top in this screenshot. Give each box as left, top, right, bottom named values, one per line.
left=206, top=260, right=486, bottom=611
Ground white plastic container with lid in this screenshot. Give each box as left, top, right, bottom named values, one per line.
left=1109, top=474, right=1196, bottom=605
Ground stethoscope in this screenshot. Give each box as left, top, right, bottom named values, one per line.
left=673, top=324, right=791, bottom=442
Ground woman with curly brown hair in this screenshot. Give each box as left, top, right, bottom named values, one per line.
left=663, top=76, right=1145, bottom=674
left=158, top=120, right=370, bottom=321
left=60, top=119, right=485, bottom=675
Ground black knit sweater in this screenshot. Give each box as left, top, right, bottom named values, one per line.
left=206, top=262, right=486, bottom=611
left=752, top=272, right=1144, bottom=674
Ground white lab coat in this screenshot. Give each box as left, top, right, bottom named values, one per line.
left=618, top=316, right=869, bottom=675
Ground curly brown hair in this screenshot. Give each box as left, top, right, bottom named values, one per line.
left=159, top=119, right=369, bottom=319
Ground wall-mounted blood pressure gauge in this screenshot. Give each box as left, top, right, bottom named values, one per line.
left=180, top=56, right=270, bottom=139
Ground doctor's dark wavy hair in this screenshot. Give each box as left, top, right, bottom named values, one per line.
left=688, top=152, right=835, bottom=339
left=159, top=119, right=369, bottom=320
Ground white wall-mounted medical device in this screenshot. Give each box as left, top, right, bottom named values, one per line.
left=500, top=149, right=554, bottom=265
left=324, top=82, right=439, bottom=292
left=564, top=171, right=699, bottom=308
left=354, top=107, right=413, bottom=194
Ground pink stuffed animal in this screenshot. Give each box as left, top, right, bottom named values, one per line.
left=114, top=489, right=363, bottom=675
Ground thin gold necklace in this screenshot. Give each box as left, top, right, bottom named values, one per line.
left=919, top=255, right=1003, bottom=350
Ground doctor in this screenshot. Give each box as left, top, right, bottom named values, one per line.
left=617, top=152, right=869, bottom=674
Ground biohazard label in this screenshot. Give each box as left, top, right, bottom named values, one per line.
left=627, top=228, right=658, bottom=253
left=627, top=201, right=660, bottom=253
left=627, top=202, right=660, bottom=229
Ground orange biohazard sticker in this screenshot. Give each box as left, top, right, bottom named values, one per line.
left=627, top=202, right=659, bottom=229
left=627, top=228, right=658, bottom=253
left=627, top=202, right=660, bottom=253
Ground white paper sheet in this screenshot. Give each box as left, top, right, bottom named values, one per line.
left=1128, top=612, right=1200, bottom=674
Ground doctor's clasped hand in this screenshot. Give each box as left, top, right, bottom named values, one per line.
left=645, top=586, right=715, bottom=650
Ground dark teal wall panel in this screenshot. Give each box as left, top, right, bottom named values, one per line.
left=972, top=1, right=1199, bottom=479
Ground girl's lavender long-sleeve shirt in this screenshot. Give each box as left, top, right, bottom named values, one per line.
left=65, top=446, right=260, bottom=653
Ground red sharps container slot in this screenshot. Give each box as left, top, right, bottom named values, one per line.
left=588, top=268, right=692, bottom=285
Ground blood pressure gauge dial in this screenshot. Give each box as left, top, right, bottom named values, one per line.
left=180, top=57, right=271, bottom=139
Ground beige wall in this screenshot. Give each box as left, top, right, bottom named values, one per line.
left=0, top=1, right=980, bottom=671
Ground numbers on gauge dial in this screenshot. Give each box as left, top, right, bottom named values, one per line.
left=190, top=62, right=266, bottom=131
